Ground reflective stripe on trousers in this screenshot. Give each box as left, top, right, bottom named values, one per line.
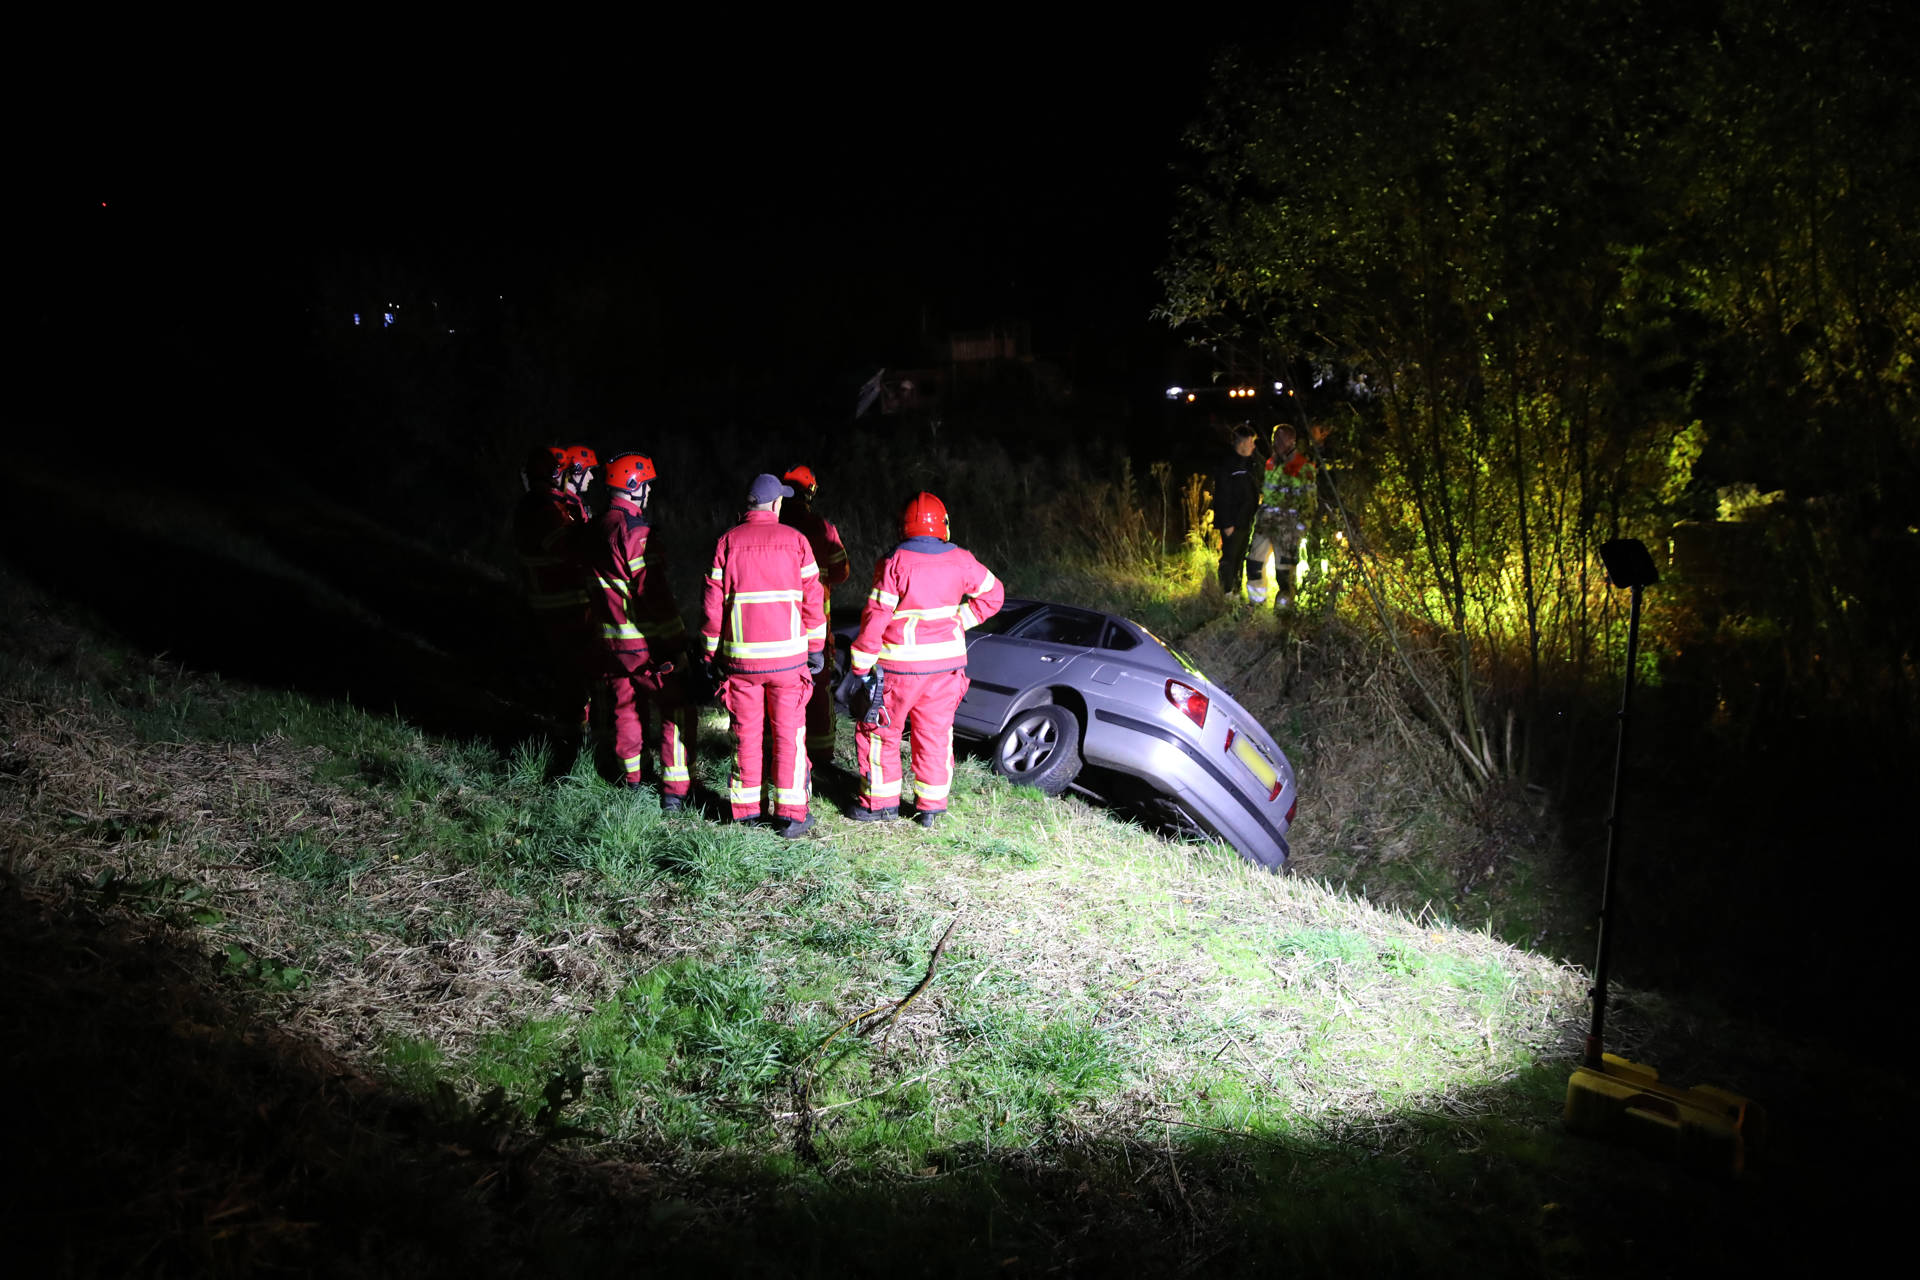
left=804, top=665, right=838, bottom=761
left=854, top=668, right=969, bottom=813
left=721, top=667, right=812, bottom=821
left=606, top=666, right=696, bottom=795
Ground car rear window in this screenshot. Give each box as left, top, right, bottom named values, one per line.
left=1099, top=623, right=1139, bottom=651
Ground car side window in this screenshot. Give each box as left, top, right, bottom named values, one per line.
left=970, top=601, right=1042, bottom=635
left=1099, top=622, right=1139, bottom=651
left=1017, top=609, right=1104, bottom=647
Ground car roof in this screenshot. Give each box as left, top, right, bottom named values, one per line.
left=993, top=598, right=1184, bottom=668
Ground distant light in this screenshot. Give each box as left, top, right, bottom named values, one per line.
left=1274, top=382, right=1283, bottom=391
left=353, top=313, right=360, bottom=325
left=384, top=312, right=393, bottom=327
left=1187, top=393, right=1195, bottom=402
left=1166, top=386, right=1183, bottom=398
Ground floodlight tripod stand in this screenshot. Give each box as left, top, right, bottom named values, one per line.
left=1562, top=538, right=1763, bottom=1174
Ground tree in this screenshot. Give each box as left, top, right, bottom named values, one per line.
left=1162, top=0, right=1711, bottom=784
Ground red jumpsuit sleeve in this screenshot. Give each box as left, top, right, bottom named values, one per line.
left=820, top=517, right=851, bottom=589
left=955, top=554, right=1004, bottom=630
left=798, top=536, right=826, bottom=654
left=700, top=533, right=727, bottom=659
left=849, top=554, right=900, bottom=673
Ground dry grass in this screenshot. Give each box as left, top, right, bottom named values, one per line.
left=1, top=559, right=1846, bottom=1277
left=1, top=653, right=1588, bottom=1146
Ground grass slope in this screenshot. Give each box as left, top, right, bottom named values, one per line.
left=0, top=558, right=1890, bottom=1277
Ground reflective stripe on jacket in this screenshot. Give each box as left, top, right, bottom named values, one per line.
left=590, top=493, right=687, bottom=662
left=850, top=537, right=1003, bottom=675
left=1257, top=450, right=1317, bottom=528
left=513, top=487, right=591, bottom=611
left=702, top=510, right=826, bottom=672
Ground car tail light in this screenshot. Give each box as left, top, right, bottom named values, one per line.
left=1286, top=796, right=1297, bottom=824
left=1165, top=678, right=1209, bottom=729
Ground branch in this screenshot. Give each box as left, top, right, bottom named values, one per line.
left=862, top=914, right=962, bottom=1051
left=802, top=914, right=964, bottom=1066
left=1293, top=391, right=1489, bottom=785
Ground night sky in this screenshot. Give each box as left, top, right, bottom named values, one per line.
left=28, top=41, right=1291, bottom=453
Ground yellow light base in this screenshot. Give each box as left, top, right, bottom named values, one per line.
left=1564, top=1053, right=1765, bottom=1177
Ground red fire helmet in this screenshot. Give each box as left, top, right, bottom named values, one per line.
left=782, top=464, right=818, bottom=497
left=524, top=445, right=567, bottom=489
left=901, top=491, right=950, bottom=541
left=605, top=453, right=657, bottom=496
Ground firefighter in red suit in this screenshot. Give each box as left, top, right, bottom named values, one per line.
left=558, top=442, right=598, bottom=523
left=701, top=473, right=827, bottom=837
left=846, top=492, right=1004, bottom=828
left=513, top=444, right=595, bottom=739
left=591, top=453, right=696, bottom=810
left=778, top=464, right=852, bottom=766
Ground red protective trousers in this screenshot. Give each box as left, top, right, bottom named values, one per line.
left=854, top=669, right=969, bottom=814
left=721, top=667, right=812, bottom=821
left=606, top=661, right=696, bottom=796
left=803, top=666, right=838, bottom=764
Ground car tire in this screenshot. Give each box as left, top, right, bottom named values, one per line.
left=991, top=704, right=1082, bottom=796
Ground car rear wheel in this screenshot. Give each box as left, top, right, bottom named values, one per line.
left=991, top=704, right=1082, bottom=796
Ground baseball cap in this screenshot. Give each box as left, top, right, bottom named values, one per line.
left=747, top=473, right=794, bottom=504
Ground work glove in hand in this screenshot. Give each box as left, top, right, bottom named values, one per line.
left=807, top=649, right=826, bottom=675
left=862, top=667, right=888, bottom=727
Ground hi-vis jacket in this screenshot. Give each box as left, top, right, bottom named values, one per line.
left=850, top=536, right=1004, bottom=676
left=702, top=510, right=826, bottom=673
left=780, top=504, right=851, bottom=626
left=1256, top=449, right=1317, bottom=533
left=513, top=485, right=592, bottom=614
left=590, top=493, right=686, bottom=666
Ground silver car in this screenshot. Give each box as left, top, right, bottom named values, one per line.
left=953, top=599, right=1297, bottom=870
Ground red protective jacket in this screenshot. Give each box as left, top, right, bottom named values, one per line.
left=702, top=510, right=826, bottom=673
left=513, top=486, right=592, bottom=614
left=780, top=503, right=851, bottom=625
left=850, top=537, right=1004, bottom=675
left=589, top=493, right=687, bottom=668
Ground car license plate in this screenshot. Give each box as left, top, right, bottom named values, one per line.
left=1224, top=726, right=1283, bottom=802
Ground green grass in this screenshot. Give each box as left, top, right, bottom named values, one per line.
left=2, top=560, right=1815, bottom=1277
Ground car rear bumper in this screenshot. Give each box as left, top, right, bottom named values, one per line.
left=1088, top=708, right=1291, bottom=870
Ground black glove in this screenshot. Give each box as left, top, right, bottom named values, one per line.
left=833, top=666, right=866, bottom=711
left=807, top=649, right=826, bottom=675
left=692, top=656, right=719, bottom=704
